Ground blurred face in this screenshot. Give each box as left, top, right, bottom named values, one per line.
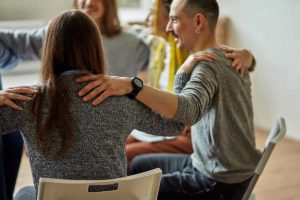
left=166, top=0, right=195, bottom=50
left=77, top=0, right=105, bottom=23
left=145, top=0, right=169, bottom=38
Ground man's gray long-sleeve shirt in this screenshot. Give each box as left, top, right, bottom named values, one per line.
left=0, top=70, right=184, bottom=191
left=173, top=48, right=261, bottom=184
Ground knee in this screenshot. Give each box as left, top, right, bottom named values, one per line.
left=14, top=186, right=35, bottom=200
left=129, top=155, right=151, bottom=175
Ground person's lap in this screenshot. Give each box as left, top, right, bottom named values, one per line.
left=126, top=134, right=193, bottom=166
left=14, top=186, right=35, bottom=200
left=130, top=153, right=251, bottom=200
left=130, top=153, right=220, bottom=199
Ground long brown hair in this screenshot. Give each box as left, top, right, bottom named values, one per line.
left=32, top=10, right=107, bottom=159
left=72, top=0, right=122, bottom=37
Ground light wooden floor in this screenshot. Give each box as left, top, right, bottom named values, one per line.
left=15, top=130, right=300, bottom=199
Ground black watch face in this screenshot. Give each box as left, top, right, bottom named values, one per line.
left=133, top=78, right=143, bottom=87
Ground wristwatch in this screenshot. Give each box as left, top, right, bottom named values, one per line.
left=127, top=77, right=143, bottom=99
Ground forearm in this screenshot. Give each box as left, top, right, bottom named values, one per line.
left=135, top=84, right=179, bottom=119
left=0, top=41, right=19, bottom=70
left=0, top=27, right=46, bottom=60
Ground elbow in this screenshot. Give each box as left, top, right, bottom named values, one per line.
left=162, top=110, right=177, bottom=119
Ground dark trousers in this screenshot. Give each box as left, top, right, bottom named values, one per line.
left=130, top=153, right=250, bottom=200
left=0, top=131, right=24, bottom=200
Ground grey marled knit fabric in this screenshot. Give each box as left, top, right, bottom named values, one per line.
left=0, top=70, right=184, bottom=192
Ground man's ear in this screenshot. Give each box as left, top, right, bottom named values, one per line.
left=194, top=13, right=206, bottom=34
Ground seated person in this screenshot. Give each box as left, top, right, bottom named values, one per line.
left=0, top=10, right=184, bottom=200
left=0, top=41, right=23, bottom=200
left=126, top=0, right=256, bottom=169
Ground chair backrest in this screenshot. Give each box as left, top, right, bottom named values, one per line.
left=242, top=117, right=286, bottom=200
left=37, top=168, right=162, bottom=200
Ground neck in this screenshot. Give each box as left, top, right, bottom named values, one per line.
left=191, top=32, right=218, bottom=53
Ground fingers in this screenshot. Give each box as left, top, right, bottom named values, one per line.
left=239, top=67, right=245, bottom=77
left=6, top=93, right=32, bottom=101
left=83, top=82, right=109, bottom=102
left=78, top=78, right=105, bottom=97
left=76, top=74, right=103, bottom=83
left=6, top=87, right=37, bottom=94
left=3, top=98, right=23, bottom=110
left=232, top=58, right=240, bottom=69
left=231, top=60, right=245, bottom=76
left=225, top=52, right=237, bottom=59
left=92, top=89, right=111, bottom=106
left=220, top=46, right=234, bottom=53
left=0, top=92, right=30, bottom=110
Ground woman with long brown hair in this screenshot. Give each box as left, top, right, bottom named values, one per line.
left=0, top=10, right=183, bottom=200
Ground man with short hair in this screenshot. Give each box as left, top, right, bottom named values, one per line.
left=127, top=0, right=261, bottom=199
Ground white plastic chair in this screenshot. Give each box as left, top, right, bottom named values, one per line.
left=37, top=168, right=162, bottom=200
left=242, top=117, right=286, bottom=200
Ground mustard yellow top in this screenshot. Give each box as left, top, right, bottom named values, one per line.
left=148, top=0, right=188, bottom=92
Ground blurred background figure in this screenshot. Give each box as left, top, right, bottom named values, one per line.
left=73, top=0, right=149, bottom=78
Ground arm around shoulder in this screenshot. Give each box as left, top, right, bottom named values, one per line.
left=172, top=64, right=219, bottom=125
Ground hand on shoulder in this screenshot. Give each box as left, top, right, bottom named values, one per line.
left=177, top=51, right=217, bottom=74
left=0, top=86, right=36, bottom=110
left=220, top=46, right=254, bottom=76
left=76, top=74, right=132, bottom=106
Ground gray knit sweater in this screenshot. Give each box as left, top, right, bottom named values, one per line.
left=173, top=48, right=261, bottom=184
left=0, top=70, right=184, bottom=191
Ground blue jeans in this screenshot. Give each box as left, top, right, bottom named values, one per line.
left=0, top=131, right=24, bottom=200
left=14, top=186, right=35, bottom=200
left=130, top=153, right=250, bottom=200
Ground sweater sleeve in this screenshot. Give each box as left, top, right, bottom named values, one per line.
left=0, top=27, right=46, bottom=60
left=0, top=41, right=19, bottom=70
left=173, top=72, right=190, bottom=93
left=0, top=102, right=27, bottom=135
left=173, top=63, right=219, bottom=125
left=125, top=98, right=184, bottom=137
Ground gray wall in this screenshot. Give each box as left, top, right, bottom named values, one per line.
left=219, top=0, right=300, bottom=140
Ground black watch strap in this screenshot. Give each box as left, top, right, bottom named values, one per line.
left=127, top=77, right=143, bottom=99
